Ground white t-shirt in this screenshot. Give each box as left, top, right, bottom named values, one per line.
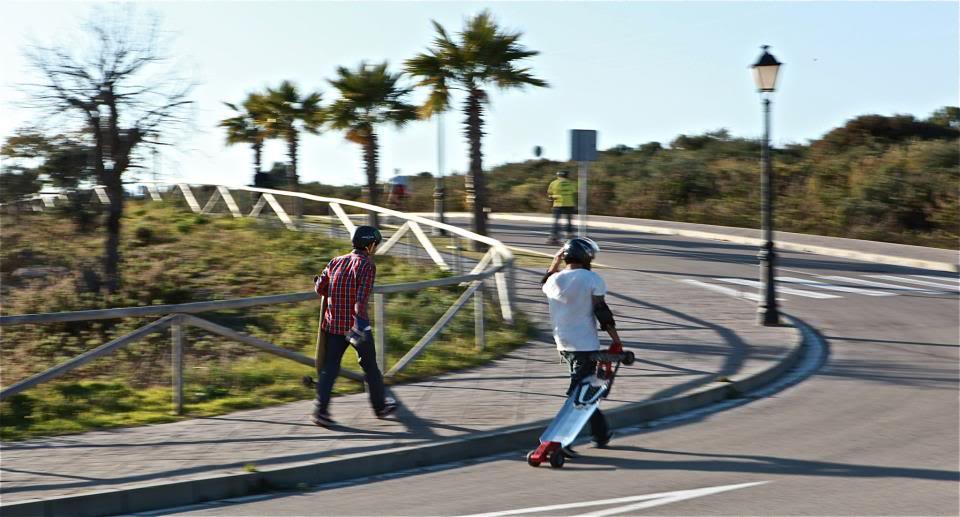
left=541, top=268, right=607, bottom=352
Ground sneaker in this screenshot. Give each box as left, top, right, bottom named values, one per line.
left=375, top=397, right=399, bottom=418
left=560, top=445, right=579, bottom=458
left=311, top=409, right=335, bottom=428
left=301, top=375, right=316, bottom=388
left=594, top=431, right=614, bottom=448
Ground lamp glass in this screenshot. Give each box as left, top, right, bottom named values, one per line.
left=752, top=64, right=780, bottom=92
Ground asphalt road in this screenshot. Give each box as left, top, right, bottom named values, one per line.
left=176, top=220, right=959, bottom=516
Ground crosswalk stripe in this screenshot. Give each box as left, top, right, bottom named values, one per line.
left=716, top=278, right=841, bottom=299
left=819, top=275, right=936, bottom=293
left=680, top=279, right=763, bottom=302
left=867, top=275, right=960, bottom=292
left=776, top=276, right=895, bottom=296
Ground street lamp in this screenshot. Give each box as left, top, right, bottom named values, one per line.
left=433, top=112, right=447, bottom=236
left=751, top=45, right=782, bottom=326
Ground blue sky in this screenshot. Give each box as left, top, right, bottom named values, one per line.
left=1, top=1, right=957, bottom=187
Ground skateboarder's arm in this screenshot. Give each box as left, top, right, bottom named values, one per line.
left=353, top=260, right=376, bottom=322
left=314, top=263, right=332, bottom=297
left=541, top=248, right=565, bottom=285
left=593, top=295, right=622, bottom=344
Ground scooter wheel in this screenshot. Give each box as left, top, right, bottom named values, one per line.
left=526, top=451, right=541, bottom=467
left=549, top=451, right=565, bottom=468
left=622, top=351, right=635, bottom=366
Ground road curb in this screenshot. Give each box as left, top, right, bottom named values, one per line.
left=415, top=212, right=958, bottom=273
left=1, top=320, right=808, bottom=517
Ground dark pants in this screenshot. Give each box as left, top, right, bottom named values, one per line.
left=560, top=351, right=610, bottom=442
left=552, top=207, right=574, bottom=239
left=316, top=332, right=387, bottom=413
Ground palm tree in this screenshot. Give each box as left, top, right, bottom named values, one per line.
left=251, top=81, right=324, bottom=217
left=327, top=62, right=418, bottom=226
left=405, top=10, right=547, bottom=242
left=219, top=94, right=266, bottom=183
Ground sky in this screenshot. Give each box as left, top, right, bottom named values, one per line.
left=0, top=1, right=957, bottom=187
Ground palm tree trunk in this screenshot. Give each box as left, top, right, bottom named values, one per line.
left=286, top=133, right=301, bottom=219
left=253, top=140, right=262, bottom=175
left=363, top=131, right=380, bottom=227
left=465, top=89, right=487, bottom=248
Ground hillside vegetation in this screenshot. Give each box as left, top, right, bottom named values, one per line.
left=304, top=108, right=959, bottom=249
left=0, top=201, right=529, bottom=440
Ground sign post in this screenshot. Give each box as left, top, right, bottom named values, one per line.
left=570, top=130, right=598, bottom=238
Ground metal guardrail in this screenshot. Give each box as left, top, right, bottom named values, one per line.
left=0, top=183, right=516, bottom=414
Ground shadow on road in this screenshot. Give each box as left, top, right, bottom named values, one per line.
left=575, top=445, right=960, bottom=482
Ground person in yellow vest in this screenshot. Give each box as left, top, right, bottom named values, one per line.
left=547, top=170, right=576, bottom=245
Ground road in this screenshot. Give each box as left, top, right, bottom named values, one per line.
left=176, top=219, right=959, bottom=516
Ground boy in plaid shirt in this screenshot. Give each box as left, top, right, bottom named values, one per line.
left=311, top=226, right=398, bottom=426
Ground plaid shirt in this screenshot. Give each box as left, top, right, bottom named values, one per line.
left=314, top=250, right=377, bottom=336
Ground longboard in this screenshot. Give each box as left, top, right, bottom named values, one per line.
left=302, top=294, right=327, bottom=389
left=527, top=344, right=634, bottom=468
left=538, top=376, right=609, bottom=447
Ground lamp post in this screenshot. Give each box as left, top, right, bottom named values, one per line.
left=752, top=45, right=782, bottom=326
left=433, top=112, right=447, bottom=236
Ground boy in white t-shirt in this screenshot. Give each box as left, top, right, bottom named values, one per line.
left=541, top=238, right=622, bottom=455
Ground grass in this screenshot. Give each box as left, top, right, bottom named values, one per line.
left=0, top=199, right=532, bottom=440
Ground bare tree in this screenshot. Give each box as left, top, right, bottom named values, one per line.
left=21, top=8, right=193, bottom=292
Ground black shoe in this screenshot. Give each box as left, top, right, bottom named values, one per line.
left=560, top=445, right=579, bottom=458
left=375, top=397, right=399, bottom=419
left=594, top=431, right=614, bottom=448
left=311, top=410, right=335, bottom=428
left=302, top=375, right=316, bottom=388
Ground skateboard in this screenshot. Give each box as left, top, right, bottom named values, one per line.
left=526, top=343, right=634, bottom=468
left=302, top=294, right=327, bottom=389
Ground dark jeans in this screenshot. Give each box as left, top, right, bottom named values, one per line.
left=552, top=207, right=574, bottom=239
left=316, top=332, right=387, bottom=413
left=560, top=351, right=610, bottom=441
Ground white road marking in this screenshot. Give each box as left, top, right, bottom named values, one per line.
left=716, top=278, right=841, bottom=299
left=681, top=279, right=763, bottom=302
left=910, top=274, right=960, bottom=286
left=867, top=275, right=959, bottom=292
left=820, top=275, right=937, bottom=293
left=776, top=276, right=895, bottom=296
left=458, top=481, right=769, bottom=517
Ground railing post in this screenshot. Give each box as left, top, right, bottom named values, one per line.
left=475, top=284, right=485, bottom=350
left=374, top=293, right=386, bottom=372
left=453, top=235, right=462, bottom=276
left=507, top=258, right=517, bottom=310
left=406, top=230, right=415, bottom=261
left=327, top=204, right=336, bottom=238
left=171, top=315, right=184, bottom=415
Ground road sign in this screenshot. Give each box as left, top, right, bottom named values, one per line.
left=570, top=130, right=597, bottom=162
